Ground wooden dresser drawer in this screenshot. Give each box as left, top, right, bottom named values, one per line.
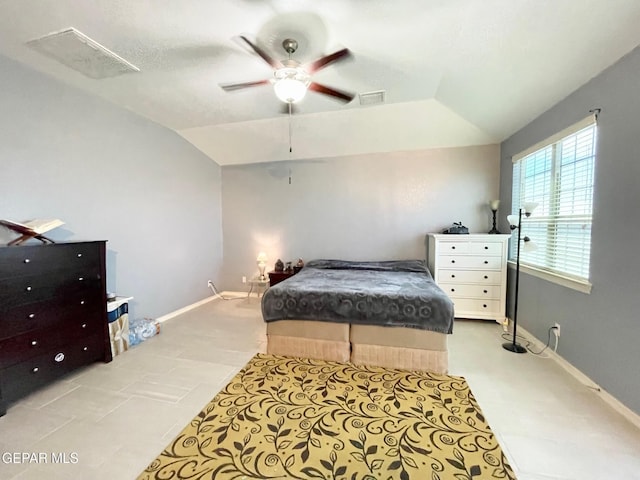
left=0, top=243, right=100, bottom=279
left=438, top=255, right=503, bottom=270
left=438, top=269, right=502, bottom=284
left=442, top=284, right=502, bottom=299
left=450, top=298, right=502, bottom=316
left=0, top=291, right=103, bottom=339
left=470, top=242, right=504, bottom=256
left=0, top=315, right=102, bottom=368
left=0, top=334, right=105, bottom=403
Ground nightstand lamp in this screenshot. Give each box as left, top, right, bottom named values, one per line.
left=257, top=252, right=268, bottom=280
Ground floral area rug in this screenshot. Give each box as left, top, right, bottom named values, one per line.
left=138, top=353, right=516, bottom=479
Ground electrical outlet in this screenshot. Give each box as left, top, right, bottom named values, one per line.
left=242, top=276, right=247, bottom=284
left=553, top=322, right=561, bottom=337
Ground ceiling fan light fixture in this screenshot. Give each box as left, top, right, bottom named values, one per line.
left=274, top=67, right=310, bottom=103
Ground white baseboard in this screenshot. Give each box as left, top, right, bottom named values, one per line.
left=155, top=296, right=218, bottom=323
left=518, top=325, right=640, bottom=430
left=155, top=291, right=253, bottom=323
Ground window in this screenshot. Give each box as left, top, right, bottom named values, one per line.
left=511, top=115, right=597, bottom=286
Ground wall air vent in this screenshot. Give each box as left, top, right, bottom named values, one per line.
left=26, top=27, right=140, bottom=79
left=358, top=90, right=386, bottom=106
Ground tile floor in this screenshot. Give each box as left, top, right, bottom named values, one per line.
left=1, top=296, right=639, bottom=479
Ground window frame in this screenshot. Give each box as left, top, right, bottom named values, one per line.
left=509, top=114, right=597, bottom=294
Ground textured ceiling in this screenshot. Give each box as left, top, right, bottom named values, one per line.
left=1, top=0, right=640, bottom=165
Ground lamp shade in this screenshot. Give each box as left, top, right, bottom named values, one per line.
left=256, top=252, right=268, bottom=263
left=507, top=214, right=519, bottom=227
left=489, top=199, right=500, bottom=211
left=522, top=201, right=539, bottom=214
left=274, top=78, right=307, bottom=103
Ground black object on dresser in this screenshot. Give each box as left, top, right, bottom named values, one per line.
left=0, top=241, right=112, bottom=416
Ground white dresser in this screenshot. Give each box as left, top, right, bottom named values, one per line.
left=427, top=234, right=511, bottom=322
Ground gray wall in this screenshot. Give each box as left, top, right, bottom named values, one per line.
left=0, top=55, right=223, bottom=320
left=221, top=145, right=500, bottom=290
left=500, top=46, right=640, bottom=415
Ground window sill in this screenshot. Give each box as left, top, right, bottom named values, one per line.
left=507, top=261, right=592, bottom=294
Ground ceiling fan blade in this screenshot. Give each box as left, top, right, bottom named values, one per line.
left=306, top=48, right=352, bottom=73
left=219, top=79, right=271, bottom=92
left=308, top=82, right=355, bottom=103
left=236, top=35, right=283, bottom=70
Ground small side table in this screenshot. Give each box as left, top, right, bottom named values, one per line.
left=247, top=277, right=269, bottom=299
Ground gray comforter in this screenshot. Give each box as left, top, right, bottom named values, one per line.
left=261, top=259, right=454, bottom=334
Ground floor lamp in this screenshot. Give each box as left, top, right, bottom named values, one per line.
left=504, top=202, right=538, bottom=354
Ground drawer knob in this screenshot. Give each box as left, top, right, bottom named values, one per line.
left=451, top=260, right=455, bottom=264
left=451, top=246, right=456, bottom=250
left=78, top=277, right=84, bottom=281
left=80, top=300, right=85, bottom=305
left=54, top=353, right=65, bottom=363
left=483, top=304, right=487, bottom=308
left=77, top=253, right=83, bottom=257
left=26, top=286, right=32, bottom=292
left=82, top=323, right=87, bottom=328
left=484, top=260, right=488, bottom=264
left=31, top=340, right=38, bottom=346
left=450, top=288, right=455, bottom=292
left=32, top=367, right=39, bottom=373
left=484, top=246, right=488, bottom=250
left=28, top=313, right=35, bottom=319
left=83, top=346, right=88, bottom=351
left=484, top=275, right=488, bottom=279
left=483, top=290, right=488, bottom=294
left=451, top=274, right=455, bottom=278
left=24, top=258, right=30, bottom=263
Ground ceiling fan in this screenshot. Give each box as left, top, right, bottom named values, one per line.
left=220, top=36, right=355, bottom=105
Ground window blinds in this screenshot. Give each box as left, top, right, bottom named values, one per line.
left=511, top=115, right=597, bottom=281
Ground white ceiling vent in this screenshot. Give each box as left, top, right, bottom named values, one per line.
left=359, top=90, right=386, bottom=106
left=26, top=28, right=140, bottom=79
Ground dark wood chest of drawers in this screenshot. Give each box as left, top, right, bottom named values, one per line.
left=0, top=241, right=112, bottom=416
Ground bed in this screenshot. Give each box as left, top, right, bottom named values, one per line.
left=261, top=259, right=455, bottom=373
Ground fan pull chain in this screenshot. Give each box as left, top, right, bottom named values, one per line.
left=288, top=102, right=292, bottom=184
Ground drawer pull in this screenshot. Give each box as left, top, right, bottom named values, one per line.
left=450, top=288, right=455, bottom=292
left=81, top=323, right=87, bottom=328
left=54, top=353, right=65, bottom=363
left=32, top=367, right=39, bottom=373
left=451, top=260, right=455, bottom=264
left=483, top=304, right=487, bottom=308
left=80, top=300, right=85, bottom=305
left=31, top=340, right=38, bottom=346
left=28, top=313, right=35, bottom=319
left=26, top=286, right=32, bottom=292
left=451, top=274, right=455, bottom=278
left=77, top=253, right=83, bottom=257
left=451, top=246, right=456, bottom=250
left=483, top=290, right=488, bottom=294
left=484, top=275, right=488, bottom=279
left=24, top=258, right=30, bottom=263
left=78, top=277, right=84, bottom=281
left=484, top=260, right=489, bottom=264
left=484, top=246, right=488, bottom=250
left=83, top=346, right=88, bottom=352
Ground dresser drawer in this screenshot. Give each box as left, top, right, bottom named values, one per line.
left=0, top=292, right=104, bottom=339
left=437, top=241, right=471, bottom=254
left=0, top=243, right=100, bottom=279
left=438, top=269, right=502, bottom=284
left=0, top=333, right=105, bottom=403
left=438, top=255, right=503, bottom=270
left=0, top=313, right=104, bottom=368
left=442, top=284, right=502, bottom=299
left=450, top=298, right=502, bottom=316
left=0, top=271, right=102, bottom=310
left=470, top=242, right=504, bottom=256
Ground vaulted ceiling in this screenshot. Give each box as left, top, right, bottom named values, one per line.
left=1, top=0, right=640, bottom=165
